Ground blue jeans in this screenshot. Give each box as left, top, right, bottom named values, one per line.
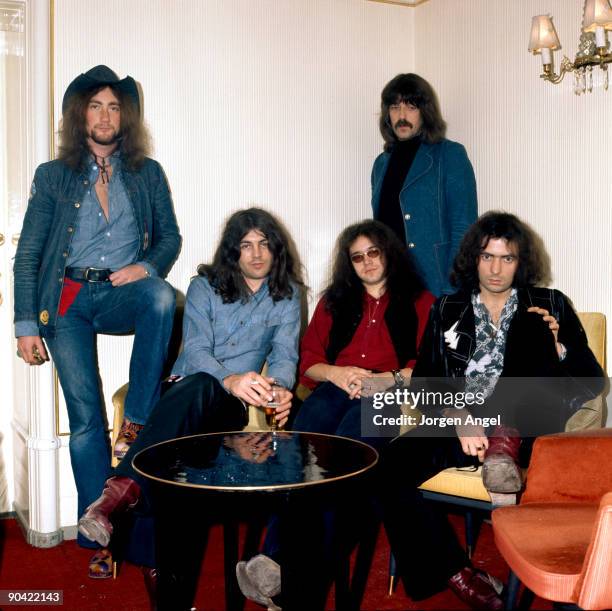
left=294, top=381, right=401, bottom=449
left=293, top=382, right=363, bottom=439
left=46, top=277, right=175, bottom=548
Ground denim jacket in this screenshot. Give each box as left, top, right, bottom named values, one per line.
left=371, top=138, right=477, bottom=296
left=13, top=156, right=182, bottom=338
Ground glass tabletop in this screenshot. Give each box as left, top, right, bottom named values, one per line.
left=132, top=431, right=379, bottom=492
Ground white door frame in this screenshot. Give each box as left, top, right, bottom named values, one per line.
left=11, top=0, right=62, bottom=548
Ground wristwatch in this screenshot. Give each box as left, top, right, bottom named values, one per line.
left=391, top=369, right=405, bottom=386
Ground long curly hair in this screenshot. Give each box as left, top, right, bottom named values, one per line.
left=379, top=73, right=446, bottom=151
left=58, top=84, right=151, bottom=171
left=450, top=211, right=548, bottom=291
left=323, top=220, right=424, bottom=315
left=198, top=208, right=305, bottom=303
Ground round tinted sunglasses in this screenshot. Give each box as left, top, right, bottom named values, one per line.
left=350, top=247, right=381, bottom=264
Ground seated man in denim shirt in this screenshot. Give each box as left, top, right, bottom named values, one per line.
left=13, top=65, right=181, bottom=578
left=77, top=208, right=303, bottom=575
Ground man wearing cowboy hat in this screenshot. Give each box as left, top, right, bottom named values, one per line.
left=13, top=65, right=181, bottom=577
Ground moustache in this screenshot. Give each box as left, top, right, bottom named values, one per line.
left=90, top=128, right=122, bottom=146
left=394, top=119, right=413, bottom=129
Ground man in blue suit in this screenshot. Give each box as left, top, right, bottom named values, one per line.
left=371, top=73, right=477, bottom=296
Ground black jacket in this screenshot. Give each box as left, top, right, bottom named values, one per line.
left=413, top=287, right=604, bottom=420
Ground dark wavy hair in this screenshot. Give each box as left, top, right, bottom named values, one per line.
left=323, top=220, right=424, bottom=315
left=58, top=84, right=151, bottom=171
left=450, top=211, right=548, bottom=292
left=198, top=208, right=305, bottom=303
left=379, top=73, right=447, bottom=151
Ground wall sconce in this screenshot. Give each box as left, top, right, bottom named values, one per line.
left=528, top=0, right=612, bottom=94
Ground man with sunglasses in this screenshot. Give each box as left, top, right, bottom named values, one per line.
left=237, top=220, right=434, bottom=609
left=372, top=73, right=477, bottom=296
left=293, top=219, right=434, bottom=440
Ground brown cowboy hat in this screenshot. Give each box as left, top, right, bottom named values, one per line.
left=62, top=65, right=140, bottom=115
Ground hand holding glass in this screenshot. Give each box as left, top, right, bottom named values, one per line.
left=265, top=384, right=284, bottom=431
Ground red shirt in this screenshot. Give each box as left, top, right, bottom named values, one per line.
left=299, top=290, right=435, bottom=389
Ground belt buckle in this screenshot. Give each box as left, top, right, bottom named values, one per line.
left=84, top=267, right=106, bottom=282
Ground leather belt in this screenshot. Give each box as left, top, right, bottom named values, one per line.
left=65, top=267, right=113, bottom=283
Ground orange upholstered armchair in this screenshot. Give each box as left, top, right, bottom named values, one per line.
left=492, top=429, right=612, bottom=610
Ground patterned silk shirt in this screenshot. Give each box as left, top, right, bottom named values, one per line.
left=464, top=288, right=518, bottom=399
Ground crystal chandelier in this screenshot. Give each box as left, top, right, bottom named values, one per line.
left=528, top=0, right=612, bottom=94
left=0, top=4, right=24, bottom=57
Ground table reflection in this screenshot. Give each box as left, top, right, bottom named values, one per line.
left=133, top=431, right=378, bottom=491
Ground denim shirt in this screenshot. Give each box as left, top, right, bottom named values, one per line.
left=171, top=276, right=300, bottom=390
left=14, top=156, right=181, bottom=338
left=67, top=153, right=140, bottom=270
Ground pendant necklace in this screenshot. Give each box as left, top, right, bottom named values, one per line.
left=488, top=321, right=498, bottom=339
left=94, top=154, right=111, bottom=185
left=367, top=298, right=381, bottom=327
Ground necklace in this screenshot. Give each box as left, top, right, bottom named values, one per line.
left=366, top=298, right=381, bottom=327
left=488, top=320, right=498, bottom=339
left=94, top=154, right=111, bottom=185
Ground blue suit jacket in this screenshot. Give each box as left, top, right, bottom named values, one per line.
left=371, top=138, right=477, bottom=296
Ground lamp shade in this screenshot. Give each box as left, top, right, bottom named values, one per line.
left=583, top=0, right=612, bottom=32
left=528, top=15, right=561, bottom=53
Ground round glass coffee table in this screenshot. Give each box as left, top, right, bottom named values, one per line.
left=133, top=430, right=378, bottom=610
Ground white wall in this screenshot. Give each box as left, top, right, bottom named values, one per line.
left=414, top=0, right=611, bottom=360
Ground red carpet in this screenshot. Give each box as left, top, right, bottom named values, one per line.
left=0, top=516, right=553, bottom=610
